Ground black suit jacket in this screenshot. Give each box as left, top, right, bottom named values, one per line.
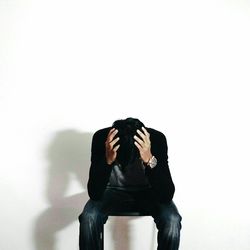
left=87, top=127, right=175, bottom=203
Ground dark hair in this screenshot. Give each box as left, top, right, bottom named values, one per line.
left=112, top=117, right=145, bottom=167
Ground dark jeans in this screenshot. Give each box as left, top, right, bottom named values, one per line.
left=78, top=188, right=182, bottom=250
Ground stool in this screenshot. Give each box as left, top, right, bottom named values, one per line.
left=101, top=211, right=151, bottom=250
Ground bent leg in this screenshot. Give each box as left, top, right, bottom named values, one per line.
left=152, top=201, right=182, bottom=250
left=78, top=199, right=108, bottom=250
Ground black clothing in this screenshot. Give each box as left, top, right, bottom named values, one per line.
left=107, top=158, right=151, bottom=191
left=79, top=126, right=181, bottom=250
left=87, top=127, right=175, bottom=203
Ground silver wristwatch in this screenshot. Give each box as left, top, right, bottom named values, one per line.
left=147, top=156, right=157, bottom=168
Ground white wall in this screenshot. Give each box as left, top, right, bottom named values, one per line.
left=1, top=0, right=250, bottom=249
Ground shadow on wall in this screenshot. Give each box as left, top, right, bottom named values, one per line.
left=32, top=129, right=156, bottom=250
left=33, top=129, right=92, bottom=250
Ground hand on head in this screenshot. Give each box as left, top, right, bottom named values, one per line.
left=105, top=128, right=120, bottom=165
left=134, top=127, right=153, bottom=164
left=105, top=127, right=152, bottom=165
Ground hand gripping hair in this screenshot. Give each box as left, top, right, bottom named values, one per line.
left=112, top=117, right=145, bottom=168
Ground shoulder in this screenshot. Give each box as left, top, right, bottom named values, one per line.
left=147, top=128, right=168, bottom=153
left=92, top=127, right=111, bottom=141
left=147, top=127, right=167, bottom=140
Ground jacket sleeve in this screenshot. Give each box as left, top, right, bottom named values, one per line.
left=87, top=129, right=113, bottom=200
left=145, top=130, right=175, bottom=203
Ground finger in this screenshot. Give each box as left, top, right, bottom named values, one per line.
left=141, top=127, right=150, bottom=143
left=107, top=128, right=115, bottom=136
left=110, top=137, right=120, bottom=148
left=107, top=129, right=118, bottom=142
left=142, top=127, right=150, bottom=137
left=134, top=141, right=142, bottom=150
left=136, top=129, right=146, bottom=141
left=134, top=135, right=144, bottom=146
left=113, top=144, right=120, bottom=152
left=106, top=128, right=115, bottom=142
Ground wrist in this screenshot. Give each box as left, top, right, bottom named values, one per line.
left=143, top=154, right=153, bottom=165
left=145, top=155, right=157, bottom=168
left=106, top=159, right=114, bottom=165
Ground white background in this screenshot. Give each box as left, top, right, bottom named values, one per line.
left=1, top=0, right=250, bottom=249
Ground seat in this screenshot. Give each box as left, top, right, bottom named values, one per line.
left=101, top=211, right=151, bottom=250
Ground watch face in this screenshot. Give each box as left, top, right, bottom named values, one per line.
left=150, top=156, right=157, bottom=168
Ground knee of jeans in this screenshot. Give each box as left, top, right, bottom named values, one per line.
left=156, top=212, right=182, bottom=229
left=78, top=207, right=102, bottom=224
left=169, top=213, right=182, bottom=226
